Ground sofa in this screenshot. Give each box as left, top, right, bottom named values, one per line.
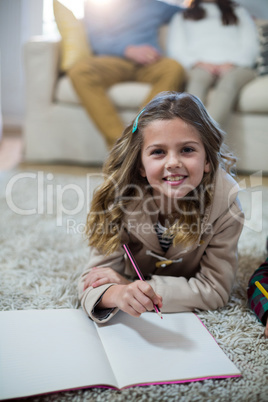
left=23, top=26, right=268, bottom=174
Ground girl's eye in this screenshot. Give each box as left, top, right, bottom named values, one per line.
left=182, top=147, right=194, bottom=153
left=151, top=149, right=165, bottom=155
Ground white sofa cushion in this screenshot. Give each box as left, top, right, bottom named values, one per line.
left=54, top=75, right=81, bottom=104
left=55, top=76, right=151, bottom=110
left=237, top=75, right=268, bottom=113
left=108, top=82, right=151, bottom=109
left=55, top=72, right=268, bottom=114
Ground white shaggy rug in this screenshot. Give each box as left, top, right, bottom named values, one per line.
left=0, top=170, right=268, bottom=402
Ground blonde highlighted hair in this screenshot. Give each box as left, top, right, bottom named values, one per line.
left=86, top=92, right=236, bottom=255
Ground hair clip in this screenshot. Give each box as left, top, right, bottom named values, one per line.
left=132, top=108, right=145, bottom=133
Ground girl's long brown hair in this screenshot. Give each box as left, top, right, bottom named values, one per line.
left=86, top=92, right=236, bottom=255
left=183, top=0, right=238, bottom=25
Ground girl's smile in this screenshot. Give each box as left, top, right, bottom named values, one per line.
left=163, top=175, right=185, bottom=185
left=140, top=118, right=210, bottom=213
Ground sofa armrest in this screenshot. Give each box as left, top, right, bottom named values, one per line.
left=23, top=37, right=61, bottom=111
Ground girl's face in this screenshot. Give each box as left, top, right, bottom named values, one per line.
left=140, top=118, right=210, bottom=212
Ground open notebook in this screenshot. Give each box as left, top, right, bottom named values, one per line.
left=0, top=309, right=241, bottom=400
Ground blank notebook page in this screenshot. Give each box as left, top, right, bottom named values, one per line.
left=96, top=311, right=241, bottom=388
left=0, top=309, right=116, bottom=399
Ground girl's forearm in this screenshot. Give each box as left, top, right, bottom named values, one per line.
left=98, top=285, right=120, bottom=309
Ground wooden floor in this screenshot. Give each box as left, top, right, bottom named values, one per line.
left=0, top=129, right=101, bottom=176
left=0, top=129, right=268, bottom=186
left=0, top=130, right=23, bottom=172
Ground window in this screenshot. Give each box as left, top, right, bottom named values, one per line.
left=43, top=0, right=85, bottom=36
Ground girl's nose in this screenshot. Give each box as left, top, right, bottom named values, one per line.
left=165, top=154, right=182, bottom=169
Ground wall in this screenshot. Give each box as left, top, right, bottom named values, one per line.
left=0, top=0, right=43, bottom=129
left=237, top=0, right=268, bottom=19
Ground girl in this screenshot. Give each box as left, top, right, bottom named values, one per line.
left=167, top=0, right=259, bottom=130
left=78, top=92, right=244, bottom=323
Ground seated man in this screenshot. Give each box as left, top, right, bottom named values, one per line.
left=68, top=0, right=185, bottom=147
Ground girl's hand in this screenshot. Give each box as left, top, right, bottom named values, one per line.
left=99, top=281, right=163, bottom=318
left=83, top=267, right=131, bottom=291
left=264, top=312, right=268, bottom=339
left=195, top=62, right=218, bottom=75
left=194, top=62, right=234, bottom=76
left=215, top=63, right=234, bottom=76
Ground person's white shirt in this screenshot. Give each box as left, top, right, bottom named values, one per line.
left=167, top=3, right=259, bottom=69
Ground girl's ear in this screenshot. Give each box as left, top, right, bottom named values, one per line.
left=139, top=166, right=146, bottom=178
left=204, top=160, right=210, bottom=173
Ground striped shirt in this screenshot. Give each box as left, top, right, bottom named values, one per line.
left=155, top=221, right=173, bottom=252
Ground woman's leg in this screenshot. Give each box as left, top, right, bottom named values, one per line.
left=186, top=67, right=215, bottom=103
left=206, top=67, right=257, bottom=129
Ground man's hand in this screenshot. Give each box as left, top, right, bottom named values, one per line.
left=83, top=267, right=131, bottom=291
left=124, top=44, right=161, bottom=65
left=99, top=281, right=163, bottom=317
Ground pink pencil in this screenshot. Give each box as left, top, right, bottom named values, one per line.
left=123, top=244, right=163, bottom=319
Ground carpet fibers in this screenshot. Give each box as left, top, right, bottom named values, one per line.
left=0, top=170, right=268, bottom=402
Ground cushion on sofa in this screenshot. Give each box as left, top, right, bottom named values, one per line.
left=53, top=0, right=91, bottom=72
left=237, top=75, right=268, bottom=113
left=55, top=76, right=81, bottom=104
left=108, top=82, right=151, bottom=109
left=55, top=77, right=151, bottom=110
